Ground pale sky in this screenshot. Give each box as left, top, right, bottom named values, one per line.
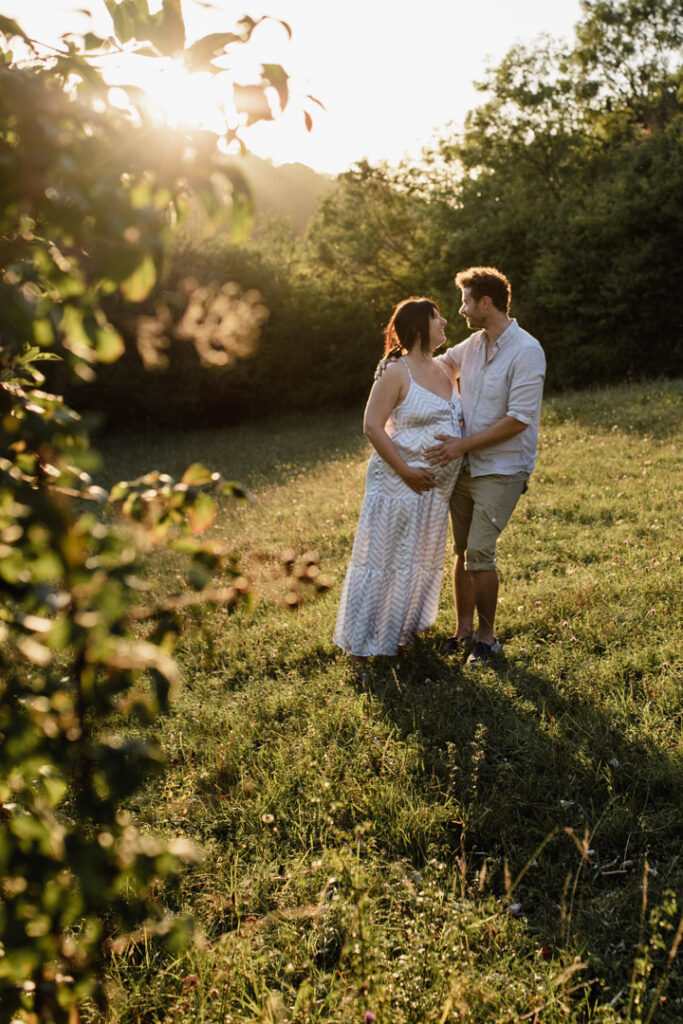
left=2, top=0, right=584, bottom=173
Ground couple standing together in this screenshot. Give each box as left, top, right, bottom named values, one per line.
left=334, top=266, right=546, bottom=668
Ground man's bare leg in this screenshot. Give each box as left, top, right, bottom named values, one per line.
left=453, top=555, right=475, bottom=638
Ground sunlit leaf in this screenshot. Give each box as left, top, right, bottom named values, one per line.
left=109, top=481, right=132, bottom=501
left=262, top=63, right=289, bottom=112
left=306, top=93, right=326, bottom=111
left=41, top=774, right=69, bottom=808
left=157, top=0, right=186, bottom=56
left=129, top=181, right=153, bottom=208
left=171, top=536, right=203, bottom=554
left=120, top=254, right=156, bottom=302
left=17, top=637, right=53, bottom=665
left=220, top=481, right=249, bottom=500
left=30, top=323, right=59, bottom=349
left=184, top=31, right=242, bottom=72
left=84, top=32, right=107, bottom=50
left=187, top=492, right=216, bottom=534
left=233, top=83, right=273, bottom=125
left=236, top=15, right=259, bottom=39
left=0, top=14, right=33, bottom=44
left=61, top=305, right=96, bottom=361
left=181, top=463, right=213, bottom=486
left=105, top=0, right=142, bottom=45
left=56, top=52, right=107, bottom=91
left=96, top=326, right=125, bottom=363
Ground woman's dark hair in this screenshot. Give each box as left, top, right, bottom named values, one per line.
left=383, top=297, right=438, bottom=358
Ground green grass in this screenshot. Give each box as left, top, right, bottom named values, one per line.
left=91, top=380, right=682, bottom=1023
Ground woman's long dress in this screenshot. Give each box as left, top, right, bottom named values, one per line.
left=334, top=360, right=463, bottom=656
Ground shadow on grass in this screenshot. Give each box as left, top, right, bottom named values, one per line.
left=95, top=406, right=367, bottom=492
left=314, top=634, right=683, bottom=999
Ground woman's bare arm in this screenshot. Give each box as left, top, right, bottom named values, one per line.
left=363, top=365, right=436, bottom=494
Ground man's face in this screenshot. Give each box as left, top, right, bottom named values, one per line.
left=459, top=287, right=487, bottom=329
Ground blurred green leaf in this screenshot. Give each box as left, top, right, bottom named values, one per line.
left=41, top=774, right=68, bottom=808
left=188, top=561, right=211, bottom=590
left=60, top=305, right=96, bottom=361
left=187, top=492, right=216, bottom=534
left=155, top=0, right=186, bottom=56
left=120, top=254, right=156, bottom=302
left=96, top=326, right=125, bottom=363
left=181, top=463, right=213, bottom=486
left=105, top=0, right=145, bottom=45
left=84, top=32, right=107, bottom=51
left=221, top=481, right=249, bottom=500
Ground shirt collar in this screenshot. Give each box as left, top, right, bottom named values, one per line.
left=481, top=318, right=518, bottom=351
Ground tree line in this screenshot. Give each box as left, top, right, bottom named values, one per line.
left=58, top=0, right=683, bottom=430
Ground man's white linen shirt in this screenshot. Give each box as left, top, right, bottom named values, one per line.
left=440, top=319, right=546, bottom=478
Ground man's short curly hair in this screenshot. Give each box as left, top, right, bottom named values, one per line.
left=455, top=266, right=511, bottom=314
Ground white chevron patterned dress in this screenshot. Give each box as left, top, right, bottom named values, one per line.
left=334, top=362, right=463, bottom=656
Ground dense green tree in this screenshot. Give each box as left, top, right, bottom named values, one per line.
left=308, top=161, right=437, bottom=301
left=0, top=3, right=300, bottom=1018
left=416, top=0, right=682, bottom=387
left=573, top=0, right=683, bottom=133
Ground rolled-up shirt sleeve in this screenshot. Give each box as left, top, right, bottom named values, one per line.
left=506, top=348, right=546, bottom=425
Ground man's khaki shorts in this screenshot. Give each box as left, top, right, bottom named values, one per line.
left=450, top=466, right=529, bottom=571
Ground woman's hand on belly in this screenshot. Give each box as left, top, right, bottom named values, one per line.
left=401, top=465, right=436, bottom=494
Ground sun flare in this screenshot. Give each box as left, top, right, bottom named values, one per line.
left=106, top=50, right=323, bottom=168
left=108, top=56, right=232, bottom=133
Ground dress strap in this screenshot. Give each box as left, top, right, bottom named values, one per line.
left=436, top=360, right=453, bottom=386
left=401, top=356, right=414, bottom=380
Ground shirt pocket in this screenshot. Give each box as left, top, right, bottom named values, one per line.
left=482, top=370, right=510, bottom=415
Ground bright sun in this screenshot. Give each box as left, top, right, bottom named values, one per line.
left=106, top=51, right=316, bottom=168
left=108, top=56, right=233, bottom=134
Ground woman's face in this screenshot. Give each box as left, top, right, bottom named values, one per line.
left=428, top=309, right=447, bottom=350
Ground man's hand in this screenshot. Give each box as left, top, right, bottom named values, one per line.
left=373, top=353, right=399, bottom=381
left=402, top=466, right=436, bottom=494
left=425, top=434, right=468, bottom=467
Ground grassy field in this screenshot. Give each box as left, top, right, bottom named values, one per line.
left=93, top=380, right=682, bottom=1023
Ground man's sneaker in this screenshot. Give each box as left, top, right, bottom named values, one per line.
left=443, top=632, right=476, bottom=655
left=466, top=640, right=503, bottom=667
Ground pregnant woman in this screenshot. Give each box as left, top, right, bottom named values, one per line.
left=334, top=296, right=463, bottom=662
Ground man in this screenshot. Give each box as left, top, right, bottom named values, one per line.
left=425, top=266, right=546, bottom=667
